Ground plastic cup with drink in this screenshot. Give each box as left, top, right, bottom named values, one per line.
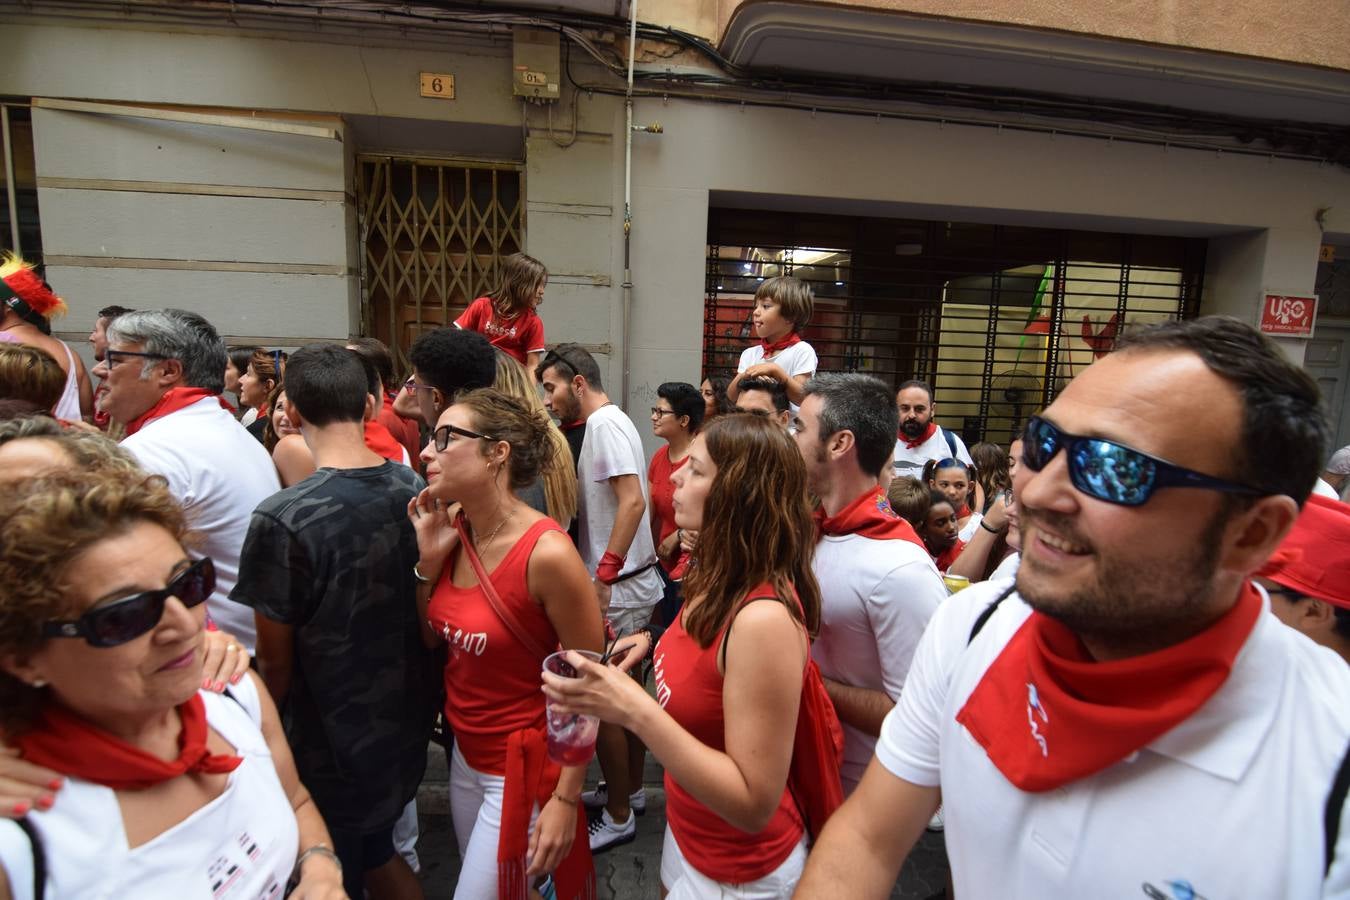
left=542, top=650, right=603, bottom=766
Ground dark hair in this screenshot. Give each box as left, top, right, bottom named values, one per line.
left=886, top=475, right=930, bottom=529
left=681, top=414, right=821, bottom=647
left=247, top=348, right=282, bottom=398
left=455, top=388, right=556, bottom=490
left=736, top=376, right=788, bottom=413
left=0, top=399, right=49, bottom=422
left=347, top=336, right=394, bottom=393
left=408, top=327, right=497, bottom=398
left=284, top=343, right=370, bottom=426
left=487, top=253, right=548, bottom=316
left=702, top=374, right=734, bottom=419
left=804, top=373, right=897, bottom=478
left=897, top=379, right=934, bottom=403
left=970, top=442, right=1009, bottom=510
left=657, top=382, right=705, bottom=432
left=923, top=457, right=972, bottom=486
left=227, top=345, right=261, bottom=377
left=536, top=343, right=603, bottom=391
left=261, top=383, right=287, bottom=452
left=97, top=304, right=134, bottom=322
left=927, top=489, right=955, bottom=512
left=1117, top=316, right=1328, bottom=504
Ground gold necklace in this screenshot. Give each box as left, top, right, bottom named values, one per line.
left=473, top=509, right=513, bottom=556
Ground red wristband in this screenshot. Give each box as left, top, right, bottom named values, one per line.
left=596, top=551, right=625, bottom=585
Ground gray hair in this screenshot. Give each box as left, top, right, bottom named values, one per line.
left=107, top=309, right=227, bottom=393
left=803, top=373, right=898, bottom=478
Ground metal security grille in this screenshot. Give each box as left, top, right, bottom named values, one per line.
left=705, top=209, right=1205, bottom=447
left=357, top=156, right=524, bottom=373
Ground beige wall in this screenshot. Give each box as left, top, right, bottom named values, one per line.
left=712, top=0, right=1350, bottom=70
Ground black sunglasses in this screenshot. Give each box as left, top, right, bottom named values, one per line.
left=1022, top=416, right=1265, bottom=507
left=432, top=423, right=497, bottom=452
left=42, top=557, right=216, bottom=648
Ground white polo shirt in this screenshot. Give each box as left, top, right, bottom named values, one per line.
left=892, top=425, right=971, bottom=479
left=877, top=581, right=1350, bottom=899
left=122, top=397, right=281, bottom=653
left=811, top=533, right=946, bottom=792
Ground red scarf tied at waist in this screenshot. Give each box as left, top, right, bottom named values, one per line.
left=900, top=421, right=937, bottom=449
left=759, top=332, right=802, bottom=355
left=499, top=728, right=594, bottom=900
left=124, top=387, right=235, bottom=437
left=814, top=486, right=925, bottom=550
left=955, top=583, right=1261, bottom=793
left=15, top=693, right=242, bottom=790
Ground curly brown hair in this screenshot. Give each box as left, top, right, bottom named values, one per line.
left=0, top=471, right=188, bottom=734
left=681, top=413, right=821, bottom=647
left=0, top=417, right=143, bottom=478
left=488, top=252, right=548, bottom=317
left=454, top=387, right=558, bottom=492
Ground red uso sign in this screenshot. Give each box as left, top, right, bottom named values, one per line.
left=1259, top=292, right=1318, bottom=337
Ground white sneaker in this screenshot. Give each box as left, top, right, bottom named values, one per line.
left=587, top=807, right=637, bottom=853
left=580, top=782, right=647, bottom=815
left=926, top=805, right=944, bottom=833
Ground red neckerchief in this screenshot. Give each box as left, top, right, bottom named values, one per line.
left=363, top=420, right=405, bottom=463
left=498, top=728, right=594, bottom=900
left=955, top=584, right=1262, bottom=793
left=123, top=387, right=234, bottom=436
left=956, top=504, right=971, bottom=519
left=814, top=486, right=926, bottom=549
left=559, top=419, right=585, bottom=432
left=932, top=538, right=965, bottom=571
left=16, top=694, right=242, bottom=790
left=759, top=332, right=802, bottom=354
left=901, top=421, right=938, bottom=449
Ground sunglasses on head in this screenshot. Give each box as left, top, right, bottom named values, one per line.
left=42, top=557, right=216, bottom=648
left=1022, top=415, right=1265, bottom=507
left=432, top=423, right=497, bottom=452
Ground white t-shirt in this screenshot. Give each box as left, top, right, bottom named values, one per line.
left=987, top=552, right=1020, bottom=583
left=876, top=581, right=1350, bottom=899
left=0, top=677, right=299, bottom=900
left=892, top=426, right=972, bottom=479
left=576, top=404, right=663, bottom=611
left=957, top=511, right=983, bottom=544
left=737, top=341, right=818, bottom=414
left=1313, top=477, right=1339, bottom=500
left=123, top=397, right=281, bottom=653
left=811, top=533, right=946, bottom=792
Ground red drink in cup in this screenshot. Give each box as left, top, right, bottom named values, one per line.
left=543, top=650, right=602, bottom=766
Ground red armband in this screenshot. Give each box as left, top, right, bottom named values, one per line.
left=596, top=551, right=625, bottom=585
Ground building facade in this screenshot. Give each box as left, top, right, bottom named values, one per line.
left=3, top=0, right=1349, bottom=453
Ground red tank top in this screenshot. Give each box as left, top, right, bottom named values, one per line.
left=427, top=518, right=562, bottom=775
left=653, top=584, right=805, bottom=883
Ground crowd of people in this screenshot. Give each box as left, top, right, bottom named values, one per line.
left=0, top=248, right=1348, bottom=900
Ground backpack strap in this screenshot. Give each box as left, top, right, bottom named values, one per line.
left=14, top=818, right=46, bottom=900
left=942, top=427, right=958, bottom=460
left=967, top=584, right=1018, bottom=646
left=1326, top=737, right=1350, bottom=876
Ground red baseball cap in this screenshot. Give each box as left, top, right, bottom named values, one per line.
left=1257, top=494, right=1350, bottom=610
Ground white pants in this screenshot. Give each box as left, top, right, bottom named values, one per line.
left=449, top=744, right=540, bottom=900
left=660, top=826, right=808, bottom=899
left=393, top=798, right=420, bottom=873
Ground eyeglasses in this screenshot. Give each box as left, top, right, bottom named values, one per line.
left=650, top=407, right=677, bottom=419
left=42, top=558, right=216, bottom=648
left=403, top=378, right=435, bottom=393
left=432, top=423, right=497, bottom=452
left=1022, top=415, right=1265, bottom=507
left=105, top=349, right=167, bottom=369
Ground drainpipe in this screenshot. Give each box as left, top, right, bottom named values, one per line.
left=621, top=0, right=637, bottom=408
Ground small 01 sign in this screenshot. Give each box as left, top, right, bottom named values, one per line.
left=419, top=73, right=455, bottom=100
left=1259, top=292, right=1318, bottom=337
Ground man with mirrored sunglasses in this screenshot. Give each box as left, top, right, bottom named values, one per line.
left=798, top=316, right=1350, bottom=899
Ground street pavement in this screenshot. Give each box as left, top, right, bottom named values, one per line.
left=413, top=745, right=950, bottom=898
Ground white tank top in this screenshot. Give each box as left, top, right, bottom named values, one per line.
left=52, top=341, right=82, bottom=422
left=0, top=677, right=298, bottom=899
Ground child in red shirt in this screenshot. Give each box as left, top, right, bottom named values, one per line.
left=455, top=253, right=548, bottom=373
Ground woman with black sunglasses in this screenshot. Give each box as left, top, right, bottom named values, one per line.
left=408, top=388, right=604, bottom=899
left=0, top=470, right=345, bottom=899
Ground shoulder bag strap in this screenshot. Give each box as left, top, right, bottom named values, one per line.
left=1327, top=736, right=1350, bottom=877
left=967, top=584, right=1018, bottom=646
left=15, top=817, right=46, bottom=900
left=454, top=512, right=554, bottom=662
left=943, top=427, right=958, bottom=459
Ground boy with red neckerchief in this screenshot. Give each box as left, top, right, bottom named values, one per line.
left=793, top=373, right=948, bottom=794
left=726, top=275, right=817, bottom=413
left=797, top=317, right=1350, bottom=900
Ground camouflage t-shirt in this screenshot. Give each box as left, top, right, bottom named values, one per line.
left=231, top=462, right=436, bottom=833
